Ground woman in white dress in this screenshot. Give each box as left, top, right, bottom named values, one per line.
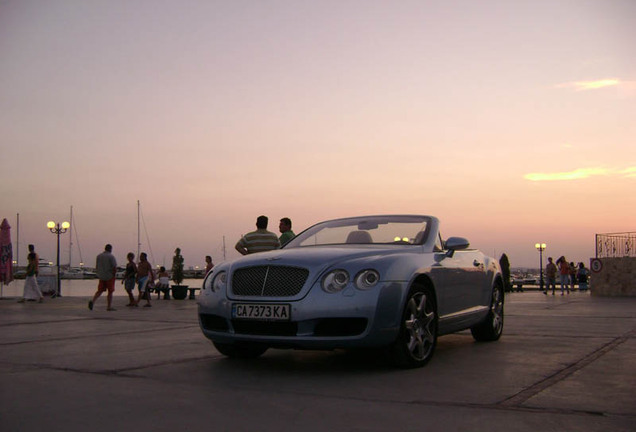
left=18, top=252, right=43, bottom=303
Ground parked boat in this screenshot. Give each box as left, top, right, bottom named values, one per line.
left=14, top=259, right=55, bottom=279
left=36, top=259, right=57, bottom=295
left=62, top=267, right=97, bottom=279
left=184, top=269, right=205, bottom=279
left=115, top=268, right=126, bottom=279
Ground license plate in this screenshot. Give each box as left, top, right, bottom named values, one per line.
left=232, top=303, right=291, bottom=321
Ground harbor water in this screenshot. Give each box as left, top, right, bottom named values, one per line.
left=0, top=278, right=203, bottom=298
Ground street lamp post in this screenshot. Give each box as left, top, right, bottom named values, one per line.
left=535, top=243, right=546, bottom=292
left=47, top=221, right=70, bottom=297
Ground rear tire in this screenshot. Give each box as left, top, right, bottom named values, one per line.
left=213, top=342, right=268, bottom=359
left=388, top=284, right=438, bottom=368
left=471, top=281, right=504, bottom=342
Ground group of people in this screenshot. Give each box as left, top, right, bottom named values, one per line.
left=544, top=256, right=590, bottom=295
left=18, top=215, right=291, bottom=308
left=114, top=249, right=155, bottom=310
left=89, top=246, right=213, bottom=311
left=235, top=216, right=295, bottom=255
left=88, top=244, right=151, bottom=311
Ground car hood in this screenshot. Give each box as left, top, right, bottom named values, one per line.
left=227, top=245, right=421, bottom=274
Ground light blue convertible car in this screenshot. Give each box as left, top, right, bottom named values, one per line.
left=198, top=215, right=504, bottom=368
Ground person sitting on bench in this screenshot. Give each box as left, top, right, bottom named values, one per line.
left=155, top=266, right=171, bottom=299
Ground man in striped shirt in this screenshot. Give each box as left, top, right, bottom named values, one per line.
left=235, top=215, right=281, bottom=255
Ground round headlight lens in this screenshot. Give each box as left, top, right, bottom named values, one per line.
left=322, top=269, right=350, bottom=293
left=355, top=269, right=380, bottom=290
left=212, top=271, right=227, bottom=292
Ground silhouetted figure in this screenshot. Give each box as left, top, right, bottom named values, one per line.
left=235, top=215, right=280, bottom=255
left=499, top=253, right=512, bottom=292
left=278, top=217, right=296, bottom=246
left=122, top=252, right=137, bottom=306
left=89, top=244, right=117, bottom=311
left=556, top=256, right=570, bottom=295
left=545, top=257, right=557, bottom=295
left=577, top=262, right=589, bottom=292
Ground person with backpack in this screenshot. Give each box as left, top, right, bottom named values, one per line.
left=577, top=262, right=590, bottom=292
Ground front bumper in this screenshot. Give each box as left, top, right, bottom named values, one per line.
left=197, top=282, right=406, bottom=349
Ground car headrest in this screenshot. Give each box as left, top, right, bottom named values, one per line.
left=346, top=230, right=373, bottom=244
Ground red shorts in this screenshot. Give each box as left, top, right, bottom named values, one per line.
left=97, top=278, right=116, bottom=293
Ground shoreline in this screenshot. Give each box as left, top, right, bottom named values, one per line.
left=0, top=278, right=203, bottom=299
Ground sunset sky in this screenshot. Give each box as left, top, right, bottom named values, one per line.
left=1, top=0, right=634, bottom=270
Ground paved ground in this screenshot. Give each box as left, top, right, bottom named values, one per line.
left=0, top=291, right=634, bottom=432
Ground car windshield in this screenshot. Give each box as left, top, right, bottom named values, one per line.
left=285, top=215, right=431, bottom=247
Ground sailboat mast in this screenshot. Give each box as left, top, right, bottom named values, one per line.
left=16, top=213, right=20, bottom=268
left=69, top=206, right=73, bottom=267
left=137, top=200, right=141, bottom=259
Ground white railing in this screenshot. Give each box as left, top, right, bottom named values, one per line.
left=596, top=232, right=636, bottom=258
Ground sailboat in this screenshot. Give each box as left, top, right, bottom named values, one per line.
left=115, top=201, right=157, bottom=280
left=61, top=206, right=96, bottom=279
left=137, top=200, right=156, bottom=264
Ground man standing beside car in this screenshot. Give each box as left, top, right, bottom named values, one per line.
left=278, top=217, right=296, bottom=246
left=235, top=215, right=280, bottom=255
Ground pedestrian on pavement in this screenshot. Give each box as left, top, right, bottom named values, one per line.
left=28, top=244, right=39, bottom=275
left=557, top=256, right=570, bottom=295
left=545, top=257, right=557, bottom=295
left=89, top=244, right=118, bottom=311
left=577, top=262, right=590, bottom=292
left=122, top=252, right=137, bottom=306
left=18, top=251, right=44, bottom=303
left=135, top=252, right=154, bottom=307
left=569, top=262, right=577, bottom=291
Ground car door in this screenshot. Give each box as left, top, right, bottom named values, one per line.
left=437, top=250, right=476, bottom=314
left=451, top=249, right=489, bottom=309
left=432, top=241, right=487, bottom=322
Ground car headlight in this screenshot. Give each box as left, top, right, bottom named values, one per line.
left=211, top=271, right=227, bottom=292
left=322, top=269, right=350, bottom=293
left=355, top=269, right=380, bottom=290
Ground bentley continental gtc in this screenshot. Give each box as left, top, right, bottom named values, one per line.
left=198, top=215, right=504, bottom=368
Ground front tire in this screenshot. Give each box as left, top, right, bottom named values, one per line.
left=213, top=342, right=268, bottom=359
left=388, top=284, right=438, bottom=368
left=471, top=281, right=504, bottom=341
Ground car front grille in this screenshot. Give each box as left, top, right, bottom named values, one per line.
left=231, top=265, right=309, bottom=297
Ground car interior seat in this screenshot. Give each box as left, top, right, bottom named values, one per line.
left=346, top=230, right=373, bottom=244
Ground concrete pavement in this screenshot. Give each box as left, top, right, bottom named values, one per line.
left=0, top=291, right=634, bottom=431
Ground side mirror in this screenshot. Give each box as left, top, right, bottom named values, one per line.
left=444, top=237, right=470, bottom=257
